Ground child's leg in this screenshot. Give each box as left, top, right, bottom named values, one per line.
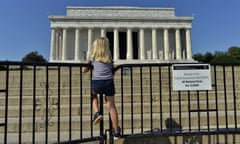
left=92, top=93, right=103, bottom=124
left=92, top=93, right=99, bottom=113
left=105, top=96, right=119, bottom=129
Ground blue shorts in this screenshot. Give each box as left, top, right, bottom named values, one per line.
left=91, top=79, right=115, bottom=96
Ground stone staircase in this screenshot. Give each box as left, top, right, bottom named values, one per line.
left=0, top=66, right=240, bottom=143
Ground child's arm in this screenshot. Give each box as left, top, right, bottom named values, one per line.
left=112, top=64, right=118, bottom=75
left=82, top=61, right=92, bottom=73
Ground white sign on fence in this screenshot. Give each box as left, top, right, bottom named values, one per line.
left=172, top=64, right=212, bottom=91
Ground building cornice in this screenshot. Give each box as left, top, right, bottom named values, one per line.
left=48, top=15, right=193, bottom=21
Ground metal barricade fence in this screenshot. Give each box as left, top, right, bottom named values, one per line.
left=0, top=61, right=240, bottom=144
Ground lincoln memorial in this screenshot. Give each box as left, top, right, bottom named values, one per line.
left=49, top=6, right=194, bottom=63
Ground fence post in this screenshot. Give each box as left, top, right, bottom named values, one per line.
left=108, top=115, right=113, bottom=144
left=99, top=93, right=105, bottom=144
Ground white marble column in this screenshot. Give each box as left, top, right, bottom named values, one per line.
left=127, top=28, right=133, bottom=60
left=58, top=32, right=62, bottom=60
left=74, top=28, right=81, bottom=61
left=62, top=28, right=67, bottom=60
left=175, top=29, right=181, bottom=60
left=164, top=28, right=169, bottom=60
left=186, top=29, right=192, bottom=60
left=139, top=29, right=145, bottom=60
left=55, top=30, right=60, bottom=60
left=101, top=28, right=106, bottom=37
left=87, top=28, right=93, bottom=59
left=113, top=28, right=119, bottom=61
left=50, top=29, right=56, bottom=61
left=152, top=28, right=158, bottom=59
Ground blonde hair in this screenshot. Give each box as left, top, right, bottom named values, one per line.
left=91, top=37, right=112, bottom=63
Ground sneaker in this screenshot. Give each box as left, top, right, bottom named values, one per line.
left=113, top=127, right=121, bottom=140
left=93, top=112, right=103, bottom=125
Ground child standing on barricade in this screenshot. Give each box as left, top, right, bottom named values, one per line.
left=82, top=37, right=121, bottom=139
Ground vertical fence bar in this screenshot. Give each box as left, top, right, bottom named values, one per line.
left=99, top=93, right=104, bottom=144
left=178, top=91, right=182, bottom=133
left=206, top=90, right=210, bottom=131
left=19, top=64, right=23, bottom=143
left=231, top=65, right=237, bottom=130
left=197, top=91, right=200, bottom=131
left=69, top=66, right=72, bottom=142
left=188, top=91, right=191, bottom=131
left=4, top=64, right=9, bottom=144
left=79, top=66, right=83, bottom=139
left=32, top=65, right=36, bottom=144
left=168, top=65, right=173, bottom=132
left=223, top=65, right=228, bottom=130
left=213, top=65, right=219, bottom=131
left=57, top=66, right=61, bottom=143
left=108, top=113, right=113, bottom=144
left=149, top=66, right=153, bottom=132
left=158, top=66, right=163, bottom=132
left=130, top=67, right=134, bottom=134
left=121, top=67, right=124, bottom=136
left=140, top=66, right=143, bottom=134
left=90, top=69, right=93, bottom=137
left=45, top=65, right=49, bottom=144
left=231, top=65, right=237, bottom=143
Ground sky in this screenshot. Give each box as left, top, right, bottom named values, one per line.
left=0, top=0, right=239, bottom=61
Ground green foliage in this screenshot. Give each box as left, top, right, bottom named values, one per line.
left=22, top=51, right=47, bottom=63
left=202, top=52, right=214, bottom=63
left=192, top=53, right=203, bottom=62
left=210, top=53, right=239, bottom=63
left=214, top=51, right=227, bottom=56
left=228, top=46, right=240, bottom=61
left=193, top=52, right=214, bottom=63
left=0, top=65, right=6, bottom=70
left=193, top=46, right=240, bottom=63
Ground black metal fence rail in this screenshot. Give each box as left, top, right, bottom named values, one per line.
left=0, top=61, right=240, bottom=144
left=115, top=63, right=240, bottom=136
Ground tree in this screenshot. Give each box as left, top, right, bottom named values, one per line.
left=210, top=53, right=239, bottom=63
left=227, top=46, right=240, bottom=61
left=193, top=46, right=240, bottom=63
left=203, top=52, right=214, bottom=63
left=214, top=51, right=226, bottom=57
left=193, top=53, right=204, bottom=62
left=22, top=51, right=47, bottom=62
left=193, top=52, right=215, bottom=63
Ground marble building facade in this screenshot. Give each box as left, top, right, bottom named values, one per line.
left=49, top=6, right=194, bottom=63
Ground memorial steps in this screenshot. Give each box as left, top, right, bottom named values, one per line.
left=0, top=67, right=240, bottom=143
